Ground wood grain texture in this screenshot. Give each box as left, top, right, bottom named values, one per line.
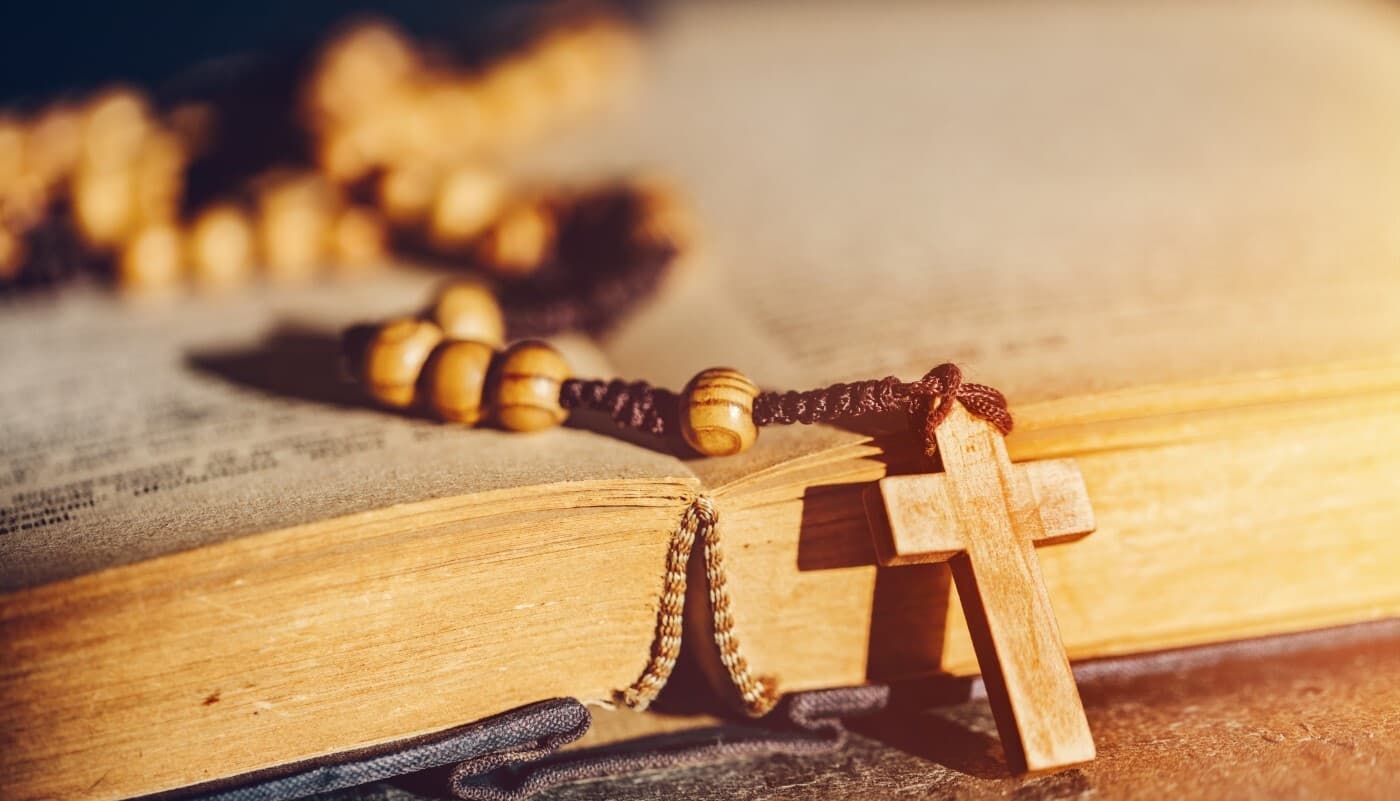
left=422, top=340, right=496, bottom=424
left=680, top=368, right=760, bottom=457
left=0, top=482, right=691, bottom=801
left=865, top=406, right=1095, bottom=772
left=868, top=459, right=1093, bottom=566
left=708, top=382, right=1400, bottom=695
left=362, top=318, right=444, bottom=409
left=431, top=280, right=506, bottom=347
left=493, top=340, right=571, bottom=432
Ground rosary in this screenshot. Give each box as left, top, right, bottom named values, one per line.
left=1, top=6, right=1100, bottom=776
left=341, top=278, right=1013, bottom=456
left=340, top=267, right=1099, bottom=773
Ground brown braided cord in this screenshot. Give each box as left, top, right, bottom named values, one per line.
left=618, top=495, right=778, bottom=717
left=559, top=378, right=677, bottom=436
left=611, top=365, right=1008, bottom=714
left=500, top=186, right=683, bottom=339
left=753, top=363, right=1011, bottom=457
left=565, top=363, right=1011, bottom=459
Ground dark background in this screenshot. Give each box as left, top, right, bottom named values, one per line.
left=0, top=1, right=550, bottom=104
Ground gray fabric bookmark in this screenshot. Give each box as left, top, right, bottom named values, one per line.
left=157, top=685, right=888, bottom=801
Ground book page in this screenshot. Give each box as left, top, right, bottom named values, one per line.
left=0, top=275, right=694, bottom=591
left=557, top=1, right=1400, bottom=407
left=9, top=1, right=1400, bottom=587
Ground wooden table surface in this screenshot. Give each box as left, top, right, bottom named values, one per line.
left=290, top=621, right=1397, bottom=801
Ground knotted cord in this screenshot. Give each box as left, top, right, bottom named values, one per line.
left=562, top=362, right=1012, bottom=457
left=611, top=364, right=1010, bottom=716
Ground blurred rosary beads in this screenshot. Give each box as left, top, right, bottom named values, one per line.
left=0, top=10, right=644, bottom=297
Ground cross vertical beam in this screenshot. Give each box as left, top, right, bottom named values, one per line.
left=864, top=404, right=1097, bottom=773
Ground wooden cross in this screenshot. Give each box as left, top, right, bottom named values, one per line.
left=863, top=404, right=1098, bottom=773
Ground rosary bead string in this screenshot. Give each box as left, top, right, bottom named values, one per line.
left=561, top=363, right=1012, bottom=458
left=558, top=378, right=676, bottom=436
left=344, top=292, right=1015, bottom=723
left=0, top=11, right=646, bottom=297
left=346, top=287, right=1011, bottom=457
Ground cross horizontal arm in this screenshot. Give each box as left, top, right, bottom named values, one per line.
left=865, top=458, right=1095, bottom=567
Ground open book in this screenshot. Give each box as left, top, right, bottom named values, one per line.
left=5, top=2, right=1400, bottom=799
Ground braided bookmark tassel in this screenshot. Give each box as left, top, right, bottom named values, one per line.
left=618, top=495, right=777, bottom=717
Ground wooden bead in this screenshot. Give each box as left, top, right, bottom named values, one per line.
left=476, top=199, right=554, bottom=276
left=188, top=204, right=254, bottom=289
left=330, top=206, right=387, bottom=270
left=492, top=340, right=570, bottom=432
left=80, top=88, right=151, bottom=167
left=377, top=165, right=438, bottom=225
left=118, top=223, right=183, bottom=291
left=71, top=166, right=134, bottom=247
left=0, top=166, right=47, bottom=231
left=257, top=174, right=334, bottom=282
left=680, top=367, right=760, bottom=457
left=315, top=128, right=374, bottom=184
left=130, top=129, right=186, bottom=224
left=429, top=166, right=504, bottom=248
left=424, top=84, right=487, bottom=156
left=530, top=31, right=607, bottom=119
left=361, top=318, right=443, bottom=409
left=24, top=105, right=83, bottom=189
left=308, top=22, right=420, bottom=125
left=478, top=59, right=550, bottom=150
left=421, top=340, right=496, bottom=424
left=430, top=280, right=505, bottom=346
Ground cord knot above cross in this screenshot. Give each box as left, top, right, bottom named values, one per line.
left=865, top=395, right=1098, bottom=773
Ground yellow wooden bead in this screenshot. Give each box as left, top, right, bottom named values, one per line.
left=477, top=199, right=554, bottom=277
left=81, top=88, right=151, bottom=167
left=24, top=105, right=83, bottom=189
left=309, top=22, right=420, bottom=125
left=257, top=173, right=334, bottom=282
left=429, top=166, right=504, bottom=249
left=330, top=205, right=387, bottom=270
left=362, top=318, right=443, bottom=409
left=71, top=166, right=134, bottom=247
left=316, top=127, right=375, bottom=184
left=477, top=59, right=550, bottom=151
left=130, top=129, right=186, bottom=224
left=530, top=31, right=606, bottom=120
left=424, top=84, right=487, bottom=156
left=118, top=223, right=184, bottom=292
left=493, top=340, right=570, bottom=432
left=680, top=367, right=760, bottom=457
left=377, top=165, right=438, bottom=225
left=0, top=174, right=47, bottom=233
left=421, top=340, right=496, bottom=424
left=188, top=204, right=254, bottom=289
left=430, top=280, right=505, bottom=346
